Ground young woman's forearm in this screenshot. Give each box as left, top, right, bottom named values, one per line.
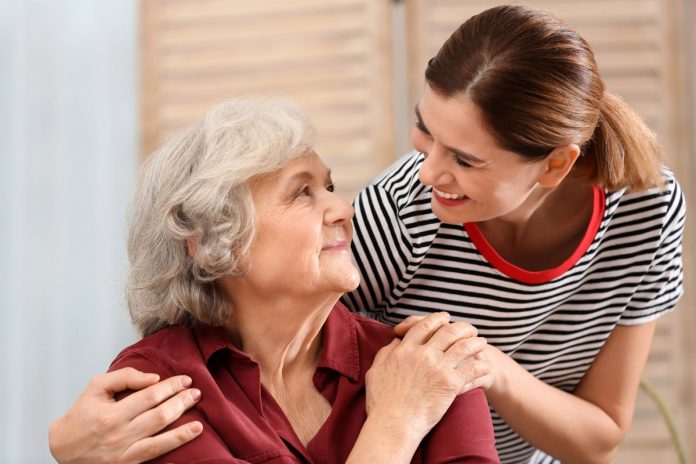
left=486, top=347, right=624, bottom=463
left=486, top=322, right=655, bottom=463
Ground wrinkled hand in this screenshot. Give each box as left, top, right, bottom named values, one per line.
left=394, top=313, right=495, bottom=391
left=365, top=312, right=491, bottom=437
left=49, top=367, right=203, bottom=464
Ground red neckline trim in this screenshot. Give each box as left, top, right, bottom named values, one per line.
left=463, top=186, right=606, bottom=285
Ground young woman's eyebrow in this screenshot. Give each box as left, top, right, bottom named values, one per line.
left=414, top=105, right=431, bottom=135
left=451, top=148, right=485, bottom=164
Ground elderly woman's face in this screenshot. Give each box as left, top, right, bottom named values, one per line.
left=243, top=151, right=360, bottom=298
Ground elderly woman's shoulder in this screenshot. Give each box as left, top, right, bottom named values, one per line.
left=333, top=302, right=397, bottom=355
left=108, top=324, right=203, bottom=378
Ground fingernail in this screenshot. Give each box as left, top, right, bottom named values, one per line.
left=190, top=388, right=201, bottom=402
left=188, top=421, right=203, bottom=434
left=181, top=376, right=192, bottom=388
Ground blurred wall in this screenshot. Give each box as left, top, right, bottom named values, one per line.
left=0, top=1, right=139, bottom=462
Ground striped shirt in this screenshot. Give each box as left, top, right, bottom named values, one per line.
left=341, top=152, right=685, bottom=464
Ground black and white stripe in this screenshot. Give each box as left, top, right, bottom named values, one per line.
left=341, top=152, right=685, bottom=464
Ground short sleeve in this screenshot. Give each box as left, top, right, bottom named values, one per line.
left=620, top=173, right=686, bottom=325
left=416, top=388, right=499, bottom=463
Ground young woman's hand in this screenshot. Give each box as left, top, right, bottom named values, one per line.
left=49, top=367, right=203, bottom=464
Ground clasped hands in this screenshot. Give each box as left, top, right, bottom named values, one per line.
left=365, top=312, right=494, bottom=436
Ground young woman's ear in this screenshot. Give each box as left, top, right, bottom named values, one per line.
left=537, top=143, right=581, bottom=188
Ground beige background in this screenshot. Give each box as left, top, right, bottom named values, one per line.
left=141, top=1, right=695, bottom=462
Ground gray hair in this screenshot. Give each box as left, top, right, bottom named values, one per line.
left=127, top=96, right=315, bottom=336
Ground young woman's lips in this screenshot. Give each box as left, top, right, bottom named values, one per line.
left=432, top=188, right=469, bottom=207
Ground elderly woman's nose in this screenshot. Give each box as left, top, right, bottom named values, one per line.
left=324, top=193, right=354, bottom=224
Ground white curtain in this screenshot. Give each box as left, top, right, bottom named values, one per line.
left=0, top=1, right=138, bottom=462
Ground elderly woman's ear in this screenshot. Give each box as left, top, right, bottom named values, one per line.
left=187, top=239, right=198, bottom=257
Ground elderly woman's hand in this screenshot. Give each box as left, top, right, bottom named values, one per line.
left=365, top=312, right=491, bottom=436
left=394, top=312, right=495, bottom=389
left=48, top=368, right=203, bottom=464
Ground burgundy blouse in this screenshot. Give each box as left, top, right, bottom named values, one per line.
left=109, top=303, right=499, bottom=463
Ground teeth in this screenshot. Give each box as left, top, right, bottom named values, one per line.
left=434, top=188, right=465, bottom=200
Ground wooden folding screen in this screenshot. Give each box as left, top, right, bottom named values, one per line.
left=141, top=1, right=693, bottom=461
left=141, top=0, right=394, bottom=199
left=404, top=1, right=691, bottom=462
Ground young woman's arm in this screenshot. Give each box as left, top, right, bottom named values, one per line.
left=485, top=321, right=656, bottom=464
left=486, top=178, right=684, bottom=464
left=49, top=368, right=202, bottom=464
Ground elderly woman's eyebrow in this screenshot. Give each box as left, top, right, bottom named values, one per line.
left=285, top=168, right=332, bottom=184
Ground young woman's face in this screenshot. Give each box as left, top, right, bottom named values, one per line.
left=243, top=151, right=360, bottom=299
left=412, top=85, right=549, bottom=225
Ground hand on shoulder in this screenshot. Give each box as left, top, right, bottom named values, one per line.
left=49, top=367, right=203, bottom=464
left=367, top=312, right=492, bottom=436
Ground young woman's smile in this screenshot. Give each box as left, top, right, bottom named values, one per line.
left=432, top=187, right=470, bottom=206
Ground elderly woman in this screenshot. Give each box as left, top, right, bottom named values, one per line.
left=95, top=96, right=497, bottom=463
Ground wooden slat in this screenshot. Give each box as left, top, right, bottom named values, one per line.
left=158, top=11, right=366, bottom=47
left=158, top=0, right=365, bottom=23
left=160, top=67, right=371, bottom=100
left=428, top=0, right=660, bottom=23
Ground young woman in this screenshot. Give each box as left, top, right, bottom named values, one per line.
left=50, top=5, right=684, bottom=464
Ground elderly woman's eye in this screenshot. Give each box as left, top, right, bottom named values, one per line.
left=296, top=185, right=311, bottom=197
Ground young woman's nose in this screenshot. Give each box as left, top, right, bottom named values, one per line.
left=418, top=142, right=455, bottom=186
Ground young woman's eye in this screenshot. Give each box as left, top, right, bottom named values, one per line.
left=415, top=120, right=430, bottom=136
left=454, top=156, right=472, bottom=168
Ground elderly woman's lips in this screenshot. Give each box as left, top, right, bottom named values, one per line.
left=322, top=240, right=349, bottom=251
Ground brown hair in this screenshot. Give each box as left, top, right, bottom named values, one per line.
left=425, top=5, right=663, bottom=191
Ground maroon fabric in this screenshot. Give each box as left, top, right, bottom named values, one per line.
left=109, top=303, right=498, bottom=463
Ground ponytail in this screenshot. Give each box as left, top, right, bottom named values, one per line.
left=578, top=92, right=664, bottom=192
